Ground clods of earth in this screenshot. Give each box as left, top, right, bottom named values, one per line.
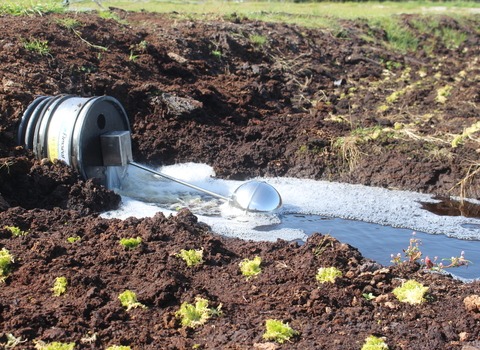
left=1, top=8, right=480, bottom=349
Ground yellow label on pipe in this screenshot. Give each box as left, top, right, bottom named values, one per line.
left=48, top=136, right=58, bottom=161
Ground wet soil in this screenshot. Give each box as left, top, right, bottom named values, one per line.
left=1, top=9, right=480, bottom=349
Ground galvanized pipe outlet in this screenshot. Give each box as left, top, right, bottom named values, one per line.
left=19, top=95, right=282, bottom=212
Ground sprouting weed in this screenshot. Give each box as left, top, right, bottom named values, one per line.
left=361, top=335, right=389, bottom=349
left=423, top=252, right=472, bottom=271
left=0, top=248, right=14, bottom=282
left=392, top=232, right=422, bottom=262
left=119, top=237, right=142, bottom=250
left=128, top=50, right=139, bottom=62
left=0, top=160, right=14, bottom=173
left=175, top=297, right=223, bottom=328
left=105, top=346, right=131, bottom=350
left=118, top=290, right=147, bottom=311
left=392, top=279, right=429, bottom=304
left=239, top=256, right=262, bottom=280
left=52, top=277, right=68, bottom=296
left=4, top=226, right=29, bottom=236
left=33, top=340, right=76, bottom=350
left=176, top=249, right=204, bottom=266
left=390, top=232, right=472, bottom=272
left=67, top=236, right=81, bottom=243
left=362, top=292, right=376, bottom=301
left=263, top=319, right=298, bottom=344
left=315, top=266, right=342, bottom=284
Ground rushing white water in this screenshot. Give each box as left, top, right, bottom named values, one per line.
left=102, top=162, right=480, bottom=242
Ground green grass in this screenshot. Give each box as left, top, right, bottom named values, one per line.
left=0, top=0, right=65, bottom=15
left=368, top=16, right=419, bottom=53
left=90, top=1, right=480, bottom=21
left=20, top=37, right=51, bottom=56
left=0, top=0, right=466, bottom=31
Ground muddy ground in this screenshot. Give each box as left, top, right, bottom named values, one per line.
left=1, top=8, right=480, bottom=349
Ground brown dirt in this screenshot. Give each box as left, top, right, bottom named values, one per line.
left=1, top=9, right=480, bottom=349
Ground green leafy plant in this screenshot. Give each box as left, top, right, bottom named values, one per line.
left=176, top=249, right=204, bottom=266
left=52, top=277, right=68, bottom=296
left=34, top=341, right=76, bottom=350
left=118, top=290, right=147, bottom=311
left=263, top=319, right=298, bottom=343
left=361, top=335, right=389, bottom=350
left=175, top=297, right=222, bottom=328
left=4, top=226, right=28, bottom=236
left=119, top=237, right=142, bottom=250
left=67, top=236, right=81, bottom=243
left=105, top=346, right=131, bottom=350
left=392, top=280, right=429, bottom=304
left=20, top=37, right=51, bottom=56
left=239, top=256, right=262, bottom=280
left=315, top=266, right=342, bottom=284
left=0, top=248, right=14, bottom=282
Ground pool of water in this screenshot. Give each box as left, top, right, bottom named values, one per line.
left=102, top=162, right=480, bottom=281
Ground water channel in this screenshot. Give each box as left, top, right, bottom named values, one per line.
left=102, top=162, right=480, bottom=282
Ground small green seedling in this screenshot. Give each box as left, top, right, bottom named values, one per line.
left=362, top=293, right=376, bottom=301
left=33, top=340, right=76, bottom=350
left=315, top=266, right=342, bottom=283
left=176, top=249, right=204, bottom=266
left=0, top=248, right=14, bottom=282
left=239, top=256, right=262, bottom=280
left=263, top=319, right=298, bottom=344
left=4, top=226, right=29, bottom=236
left=67, top=236, right=81, bottom=243
left=118, top=290, right=147, bottom=311
left=211, top=50, right=222, bottom=59
left=361, top=335, right=389, bottom=350
left=392, top=280, right=428, bottom=304
left=175, top=297, right=222, bottom=328
left=105, top=346, right=132, bottom=350
left=52, top=277, right=68, bottom=296
left=119, top=237, right=142, bottom=250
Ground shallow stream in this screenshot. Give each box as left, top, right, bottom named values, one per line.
left=102, top=163, right=480, bottom=281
